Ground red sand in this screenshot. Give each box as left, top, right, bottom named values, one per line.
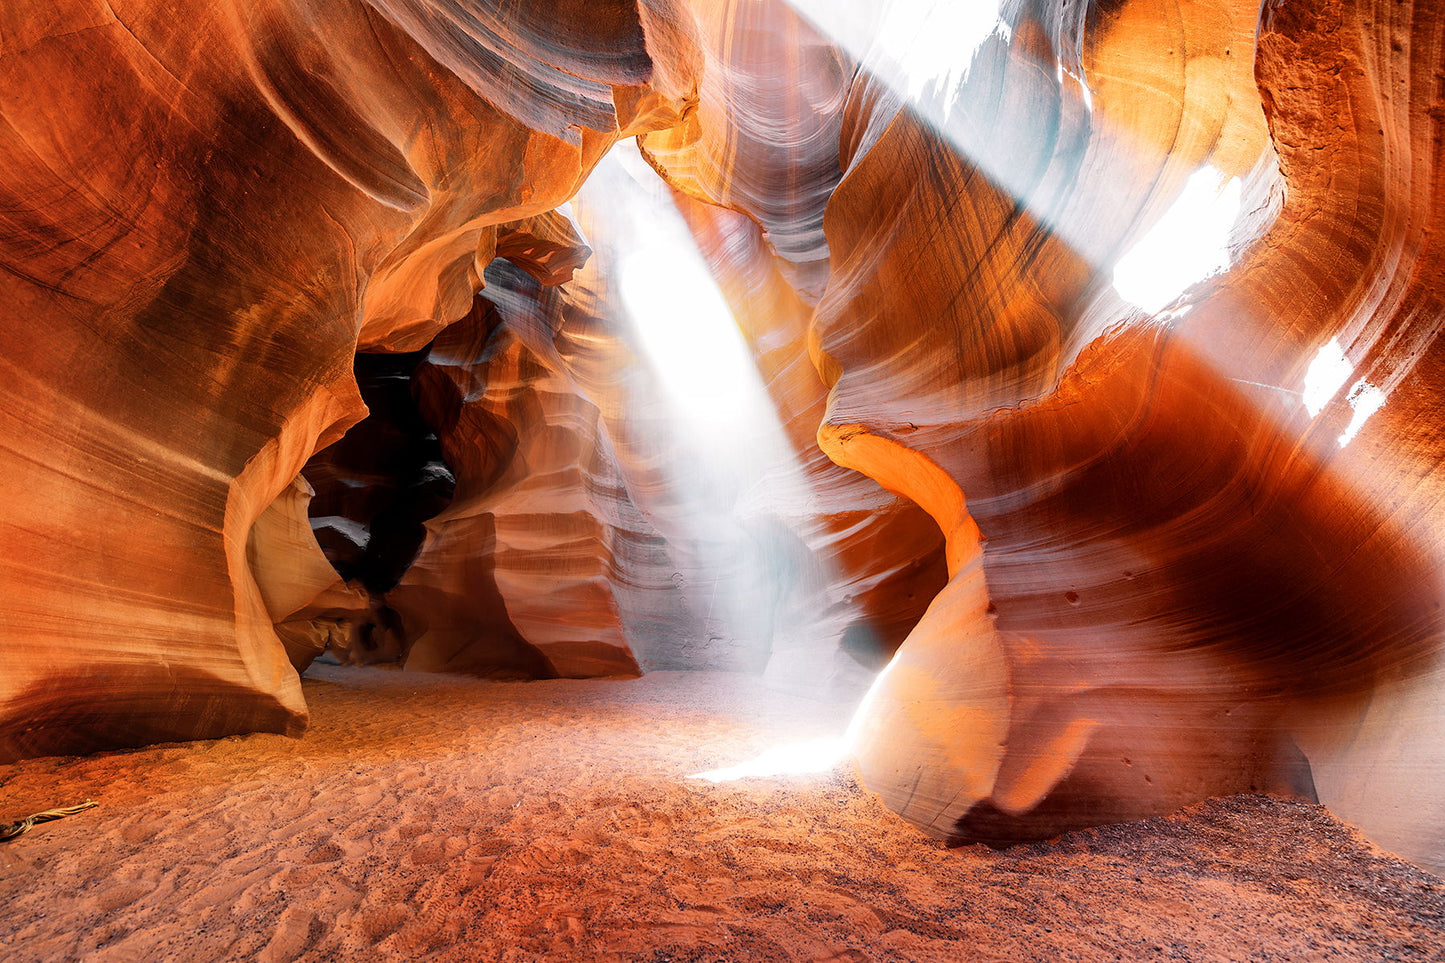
left=2, top=666, right=1442, bottom=961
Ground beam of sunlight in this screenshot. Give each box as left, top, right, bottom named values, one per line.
left=781, top=0, right=1265, bottom=315
left=874, top=0, right=1007, bottom=107
left=609, top=148, right=771, bottom=432
left=1112, top=166, right=1243, bottom=314
left=1301, top=338, right=1388, bottom=445
left=574, top=141, right=863, bottom=697
left=617, top=248, right=764, bottom=428
left=787, top=0, right=1006, bottom=109
left=779, top=0, right=1129, bottom=272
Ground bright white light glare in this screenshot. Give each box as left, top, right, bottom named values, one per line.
left=617, top=248, right=761, bottom=424
left=786, top=0, right=1005, bottom=110
left=1299, top=339, right=1387, bottom=446
left=687, top=652, right=901, bottom=784
left=1073, top=69, right=1094, bottom=113
left=874, top=0, right=1006, bottom=104
left=689, top=736, right=848, bottom=783
left=1112, top=166, right=1243, bottom=314
left=1303, top=338, right=1353, bottom=417
left=1055, top=60, right=1094, bottom=113
left=787, top=0, right=1142, bottom=273
left=1338, top=380, right=1386, bottom=447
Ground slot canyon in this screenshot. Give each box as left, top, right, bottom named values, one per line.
left=2, top=0, right=1444, bottom=959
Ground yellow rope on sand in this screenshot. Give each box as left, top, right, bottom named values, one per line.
left=0, top=801, right=99, bottom=842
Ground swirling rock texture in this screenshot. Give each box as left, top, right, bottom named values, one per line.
left=794, top=0, right=1445, bottom=875
left=389, top=253, right=649, bottom=679
left=659, top=194, right=950, bottom=691
left=385, top=190, right=941, bottom=685
left=0, top=0, right=699, bottom=760
left=301, top=348, right=454, bottom=665
left=247, top=473, right=375, bottom=672
left=368, top=205, right=749, bottom=679
left=638, top=0, right=949, bottom=691
left=303, top=348, right=454, bottom=596
left=2, top=0, right=1444, bottom=881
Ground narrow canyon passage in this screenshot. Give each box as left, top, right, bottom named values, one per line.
left=7, top=0, right=1445, bottom=958
left=2, top=669, right=1441, bottom=962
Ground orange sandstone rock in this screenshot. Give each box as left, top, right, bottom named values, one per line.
left=801, top=0, right=1445, bottom=874
left=1, top=0, right=1443, bottom=881
left=0, top=0, right=700, bottom=759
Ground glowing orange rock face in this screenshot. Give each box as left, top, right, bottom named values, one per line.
left=247, top=474, right=375, bottom=672
left=798, top=0, right=1445, bottom=873
left=0, top=0, right=699, bottom=759
left=1, top=0, right=1442, bottom=879
left=391, top=259, right=646, bottom=680
left=640, top=0, right=948, bottom=691
left=382, top=166, right=946, bottom=684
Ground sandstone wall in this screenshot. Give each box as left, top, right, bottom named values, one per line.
left=0, top=0, right=699, bottom=758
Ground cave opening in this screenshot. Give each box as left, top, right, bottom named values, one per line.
left=306, top=348, right=456, bottom=598
left=298, top=346, right=456, bottom=666
left=282, top=138, right=952, bottom=695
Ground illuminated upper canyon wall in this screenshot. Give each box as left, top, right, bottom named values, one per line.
left=293, top=152, right=946, bottom=683
left=0, top=0, right=936, bottom=754
left=0, top=0, right=702, bottom=758
left=785, top=0, right=1441, bottom=872
left=1, top=0, right=1442, bottom=875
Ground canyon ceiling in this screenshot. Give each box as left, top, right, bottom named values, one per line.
left=2, top=0, right=1443, bottom=875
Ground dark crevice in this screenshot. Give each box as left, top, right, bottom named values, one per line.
left=303, top=346, right=456, bottom=595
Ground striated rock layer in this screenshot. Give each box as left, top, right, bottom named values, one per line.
left=393, top=258, right=647, bottom=679
left=783, top=0, right=1445, bottom=874
left=0, top=0, right=700, bottom=760
left=385, top=165, right=945, bottom=686
left=638, top=0, right=949, bottom=691
left=1, top=0, right=1443, bottom=879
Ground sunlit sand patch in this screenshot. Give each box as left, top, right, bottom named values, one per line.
left=688, top=656, right=897, bottom=783
left=688, top=736, right=850, bottom=783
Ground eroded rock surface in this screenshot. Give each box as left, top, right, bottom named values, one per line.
left=791, top=0, right=1445, bottom=874
left=0, top=0, right=699, bottom=759
left=248, top=475, right=376, bottom=672
left=392, top=263, right=645, bottom=678
left=2, top=0, right=1443, bottom=879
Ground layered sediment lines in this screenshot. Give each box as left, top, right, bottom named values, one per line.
left=1, top=0, right=1443, bottom=877
left=795, top=0, right=1445, bottom=874
left=0, top=0, right=699, bottom=759
left=392, top=258, right=647, bottom=679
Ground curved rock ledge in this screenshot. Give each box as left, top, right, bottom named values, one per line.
left=1, top=0, right=1442, bottom=877
left=0, top=0, right=699, bottom=759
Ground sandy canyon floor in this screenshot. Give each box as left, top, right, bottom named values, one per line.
left=1, top=666, right=1442, bottom=962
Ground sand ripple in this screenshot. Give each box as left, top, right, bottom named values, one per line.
left=2, top=667, right=1441, bottom=961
